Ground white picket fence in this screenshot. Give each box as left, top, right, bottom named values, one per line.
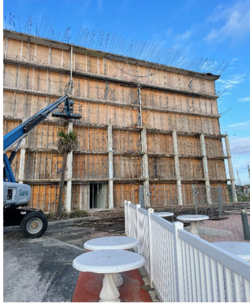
left=124, top=201, right=250, bottom=302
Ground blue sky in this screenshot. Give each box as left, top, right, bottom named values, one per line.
left=3, top=0, right=250, bottom=184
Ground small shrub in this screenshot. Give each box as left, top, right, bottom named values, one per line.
left=45, top=210, right=88, bottom=221
left=69, top=210, right=88, bottom=218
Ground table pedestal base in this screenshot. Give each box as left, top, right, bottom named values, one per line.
left=113, top=273, right=123, bottom=287
left=99, top=273, right=120, bottom=302
left=190, top=222, right=199, bottom=237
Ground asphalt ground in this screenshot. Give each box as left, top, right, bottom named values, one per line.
left=3, top=221, right=104, bottom=302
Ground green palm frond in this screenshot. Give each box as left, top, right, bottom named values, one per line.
left=57, top=130, right=78, bottom=153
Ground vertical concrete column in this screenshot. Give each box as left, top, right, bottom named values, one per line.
left=108, top=124, right=114, bottom=208
left=65, top=122, right=73, bottom=212
left=225, top=135, right=237, bottom=202
left=138, top=85, right=142, bottom=127
left=19, top=149, right=26, bottom=183
left=200, top=134, right=212, bottom=204
left=141, top=128, right=150, bottom=207
left=172, top=131, right=183, bottom=205
left=18, top=119, right=27, bottom=183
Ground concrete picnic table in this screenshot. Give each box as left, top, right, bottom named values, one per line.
left=177, top=214, right=209, bottom=237
left=155, top=212, right=174, bottom=218
left=212, top=241, right=250, bottom=261
left=72, top=249, right=145, bottom=302
left=84, top=236, right=139, bottom=286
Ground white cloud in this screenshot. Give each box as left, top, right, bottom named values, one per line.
left=230, top=137, right=250, bottom=155
left=227, top=120, right=250, bottom=127
left=204, top=0, right=250, bottom=43
left=175, top=30, right=192, bottom=41
left=216, top=73, right=246, bottom=95
left=238, top=97, right=250, bottom=102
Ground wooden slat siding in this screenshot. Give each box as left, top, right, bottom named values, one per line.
left=142, top=111, right=220, bottom=135
left=73, top=126, right=107, bottom=152
left=73, top=154, right=108, bottom=179
left=113, top=183, right=140, bottom=208
left=5, top=36, right=220, bottom=96
left=147, top=183, right=178, bottom=208
left=147, top=133, right=173, bottom=154
left=207, top=160, right=226, bottom=180
left=71, top=184, right=79, bottom=210
left=148, top=157, right=175, bottom=179
left=3, top=120, right=21, bottom=135
left=4, top=63, right=17, bottom=87
left=178, top=135, right=201, bottom=156
left=112, top=130, right=141, bottom=153
left=179, top=158, right=203, bottom=180
left=24, top=152, right=64, bottom=180
left=3, top=92, right=15, bottom=116
left=75, top=52, right=87, bottom=72
left=141, top=90, right=216, bottom=116
left=113, top=155, right=142, bottom=179
left=77, top=101, right=138, bottom=127
left=205, top=138, right=224, bottom=157
left=5, top=38, right=21, bottom=59
left=29, top=184, right=65, bottom=212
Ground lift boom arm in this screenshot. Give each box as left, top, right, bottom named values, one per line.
left=3, top=94, right=80, bottom=182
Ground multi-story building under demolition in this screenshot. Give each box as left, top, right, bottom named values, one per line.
left=3, top=30, right=237, bottom=212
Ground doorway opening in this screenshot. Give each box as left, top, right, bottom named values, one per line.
left=89, top=183, right=107, bottom=209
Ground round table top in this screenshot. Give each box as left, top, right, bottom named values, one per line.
left=84, top=236, right=139, bottom=251
left=72, top=249, right=145, bottom=274
left=212, top=241, right=250, bottom=261
left=155, top=212, right=174, bottom=217
left=177, top=214, right=209, bottom=222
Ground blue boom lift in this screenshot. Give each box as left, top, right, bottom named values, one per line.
left=3, top=93, right=81, bottom=238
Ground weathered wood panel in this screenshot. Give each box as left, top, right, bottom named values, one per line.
left=148, top=157, right=175, bottom=179
left=147, top=183, right=178, bottom=208
left=113, top=156, right=142, bottom=179
left=142, top=110, right=220, bottom=135
left=71, top=184, right=90, bottom=210
left=29, top=184, right=65, bottom=212
left=205, top=137, right=224, bottom=157
left=3, top=120, right=21, bottom=135
left=73, top=154, right=108, bottom=179
left=78, top=101, right=138, bottom=127
left=74, top=126, right=107, bottom=152
left=147, top=133, right=173, bottom=154
left=208, top=160, right=227, bottom=180
left=114, top=183, right=141, bottom=208
left=178, top=135, right=201, bottom=156
left=113, top=130, right=141, bottom=153
left=25, top=152, right=65, bottom=180
left=179, top=158, right=203, bottom=180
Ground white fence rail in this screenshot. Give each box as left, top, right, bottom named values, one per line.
left=124, top=200, right=250, bottom=302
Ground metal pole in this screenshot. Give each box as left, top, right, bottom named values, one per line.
left=240, top=207, right=250, bottom=240
left=139, top=186, right=144, bottom=208
left=218, top=186, right=223, bottom=217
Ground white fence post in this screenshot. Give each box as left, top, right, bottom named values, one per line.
left=173, top=222, right=184, bottom=302
left=124, top=200, right=127, bottom=235
left=127, top=201, right=131, bottom=237
left=148, top=208, right=154, bottom=288
left=136, top=204, right=141, bottom=254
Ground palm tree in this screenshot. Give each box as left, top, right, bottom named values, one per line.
left=56, top=130, right=78, bottom=218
